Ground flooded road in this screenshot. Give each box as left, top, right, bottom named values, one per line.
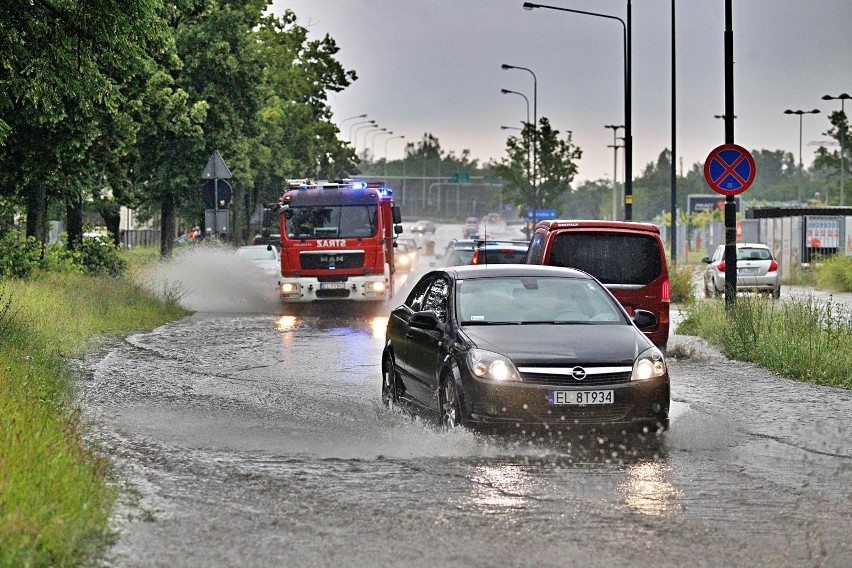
left=77, top=231, right=852, bottom=567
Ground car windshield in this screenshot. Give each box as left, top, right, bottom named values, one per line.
left=478, top=248, right=529, bottom=264
left=285, top=205, right=377, bottom=239
left=456, top=276, right=626, bottom=325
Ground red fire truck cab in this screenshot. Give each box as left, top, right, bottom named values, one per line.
left=262, top=179, right=403, bottom=303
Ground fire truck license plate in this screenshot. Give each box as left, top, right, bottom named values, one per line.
left=549, top=390, right=614, bottom=405
left=319, top=282, right=346, bottom=290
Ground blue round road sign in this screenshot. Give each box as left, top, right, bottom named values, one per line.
left=704, top=143, right=756, bottom=196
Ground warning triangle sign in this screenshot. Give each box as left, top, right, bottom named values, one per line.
left=201, top=150, right=232, bottom=179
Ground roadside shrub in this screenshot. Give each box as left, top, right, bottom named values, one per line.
left=41, top=243, right=83, bottom=273
left=0, top=229, right=41, bottom=278
left=74, top=233, right=127, bottom=277
left=814, top=254, right=852, bottom=292
left=669, top=262, right=696, bottom=304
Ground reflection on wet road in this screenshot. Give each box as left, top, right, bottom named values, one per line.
left=76, top=234, right=852, bottom=567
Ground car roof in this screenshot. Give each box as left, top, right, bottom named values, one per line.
left=445, top=264, right=592, bottom=280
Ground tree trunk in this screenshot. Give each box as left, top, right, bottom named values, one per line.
left=65, top=191, right=83, bottom=251
left=25, top=184, right=48, bottom=243
left=98, top=201, right=122, bottom=247
left=160, top=193, right=175, bottom=258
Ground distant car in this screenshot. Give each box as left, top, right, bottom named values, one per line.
left=252, top=233, right=281, bottom=247
left=703, top=243, right=780, bottom=298
left=462, top=217, right=480, bottom=238
left=396, top=237, right=420, bottom=265
left=439, top=239, right=479, bottom=267
left=394, top=242, right=417, bottom=271
left=470, top=241, right=530, bottom=265
left=381, top=264, right=670, bottom=433
left=411, top=220, right=436, bottom=234
left=236, top=245, right=280, bottom=279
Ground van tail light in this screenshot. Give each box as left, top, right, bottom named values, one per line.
left=718, top=260, right=726, bottom=272
left=661, top=278, right=671, bottom=303
left=769, top=260, right=778, bottom=272
left=471, top=249, right=480, bottom=265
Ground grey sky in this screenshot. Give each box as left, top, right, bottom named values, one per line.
left=271, top=0, right=852, bottom=184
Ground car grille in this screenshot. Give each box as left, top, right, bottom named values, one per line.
left=520, top=370, right=631, bottom=386
left=316, top=289, right=350, bottom=299
left=472, top=402, right=633, bottom=424
left=300, top=251, right=365, bottom=270
left=317, top=275, right=349, bottom=283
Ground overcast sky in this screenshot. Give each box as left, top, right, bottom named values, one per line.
left=270, top=0, right=852, bottom=184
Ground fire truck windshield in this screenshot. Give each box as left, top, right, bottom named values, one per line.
left=285, top=205, right=378, bottom=239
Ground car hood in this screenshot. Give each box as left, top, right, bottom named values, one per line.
left=460, top=324, right=648, bottom=366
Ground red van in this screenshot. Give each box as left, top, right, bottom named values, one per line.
left=525, top=220, right=670, bottom=352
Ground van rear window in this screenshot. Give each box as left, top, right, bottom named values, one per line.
left=549, top=232, right=663, bottom=285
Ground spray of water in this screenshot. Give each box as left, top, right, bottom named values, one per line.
left=139, top=242, right=282, bottom=313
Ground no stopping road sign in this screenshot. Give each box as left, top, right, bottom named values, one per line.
left=704, top=143, right=756, bottom=196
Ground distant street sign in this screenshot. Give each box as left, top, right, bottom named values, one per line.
left=687, top=194, right=741, bottom=214
left=704, top=144, right=755, bottom=196
left=204, top=209, right=230, bottom=234
left=452, top=172, right=470, bottom=183
left=201, top=150, right=232, bottom=180
left=527, top=208, right=557, bottom=220
left=203, top=179, right=232, bottom=209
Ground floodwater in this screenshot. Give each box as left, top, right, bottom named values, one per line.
left=75, top=235, right=852, bottom=567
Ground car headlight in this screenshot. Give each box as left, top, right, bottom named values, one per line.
left=466, top=349, right=521, bottom=382
left=631, top=347, right=667, bottom=381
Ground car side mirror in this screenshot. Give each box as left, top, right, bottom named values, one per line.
left=410, top=310, right=442, bottom=331
left=394, top=225, right=403, bottom=235
left=633, top=309, right=657, bottom=330
left=701, top=256, right=711, bottom=264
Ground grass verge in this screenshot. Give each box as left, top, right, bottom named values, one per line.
left=0, top=268, right=189, bottom=567
left=678, top=294, right=852, bottom=388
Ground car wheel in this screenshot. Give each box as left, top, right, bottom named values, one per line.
left=440, top=375, right=463, bottom=430
left=381, top=354, right=398, bottom=409
left=772, top=287, right=781, bottom=299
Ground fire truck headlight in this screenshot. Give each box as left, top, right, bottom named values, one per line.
left=280, top=282, right=300, bottom=297
left=369, top=281, right=386, bottom=292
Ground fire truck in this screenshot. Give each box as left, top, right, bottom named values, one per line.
left=260, top=179, right=403, bottom=303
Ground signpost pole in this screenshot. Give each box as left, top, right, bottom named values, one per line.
left=723, top=0, right=737, bottom=309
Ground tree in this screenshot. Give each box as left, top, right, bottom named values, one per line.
left=492, top=117, right=581, bottom=217
left=814, top=109, right=851, bottom=203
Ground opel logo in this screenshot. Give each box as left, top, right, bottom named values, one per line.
left=571, top=366, right=586, bottom=380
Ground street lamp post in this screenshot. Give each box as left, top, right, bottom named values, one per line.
left=349, top=119, right=375, bottom=142
left=384, top=135, right=405, bottom=177
left=605, top=124, right=624, bottom=220
left=501, top=125, right=523, bottom=131
left=524, top=1, right=632, bottom=221
left=784, top=109, right=821, bottom=204
left=372, top=130, right=393, bottom=162
left=502, top=88, right=533, bottom=196
left=502, top=64, right=538, bottom=226
left=822, top=93, right=850, bottom=206
left=338, top=113, right=367, bottom=131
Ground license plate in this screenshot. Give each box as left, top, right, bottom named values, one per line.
left=738, top=267, right=756, bottom=274
left=319, top=282, right=346, bottom=290
left=549, top=390, right=614, bottom=405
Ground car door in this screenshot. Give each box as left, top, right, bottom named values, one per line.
left=403, top=275, right=451, bottom=408
left=390, top=275, right=434, bottom=385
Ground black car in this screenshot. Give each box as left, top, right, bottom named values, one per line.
left=382, top=265, right=669, bottom=433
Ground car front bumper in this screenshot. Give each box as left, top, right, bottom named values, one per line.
left=460, top=375, right=670, bottom=431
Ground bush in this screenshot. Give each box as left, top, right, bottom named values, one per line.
left=74, top=233, right=127, bottom=277
left=815, top=254, right=852, bottom=292
left=0, top=229, right=42, bottom=278
left=669, top=262, right=696, bottom=304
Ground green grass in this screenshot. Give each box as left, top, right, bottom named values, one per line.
left=678, top=294, right=852, bottom=388
left=0, top=266, right=189, bottom=567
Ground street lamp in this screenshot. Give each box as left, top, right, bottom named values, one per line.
left=349, top=119, right=375, bottom=142
left=372, top=130, right=393, bottom=161
left=784, top=108, right=821, bottom=204
left=360, top=127, right=384, bottom=153
left=822, top=93, right=850, bottom=206
left=501, top=125, right=523, bottom=131
left=502, top=63, right=538, bottom=225
left=605, top=124, right=624, bottom=220
left=501, top=89, right=530, bottom=126
left=338, top=113, right=368, bottom=130
left=524, top=1, right=632, bottom=221
left=384, top=135, right=405, bottom=177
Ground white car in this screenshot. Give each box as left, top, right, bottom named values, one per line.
left=236, top=245, right=280, bottom=279
left=702, top=243, right=781, bottom=298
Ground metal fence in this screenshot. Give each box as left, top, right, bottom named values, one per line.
left=121, top=229, right=160, bottom=249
